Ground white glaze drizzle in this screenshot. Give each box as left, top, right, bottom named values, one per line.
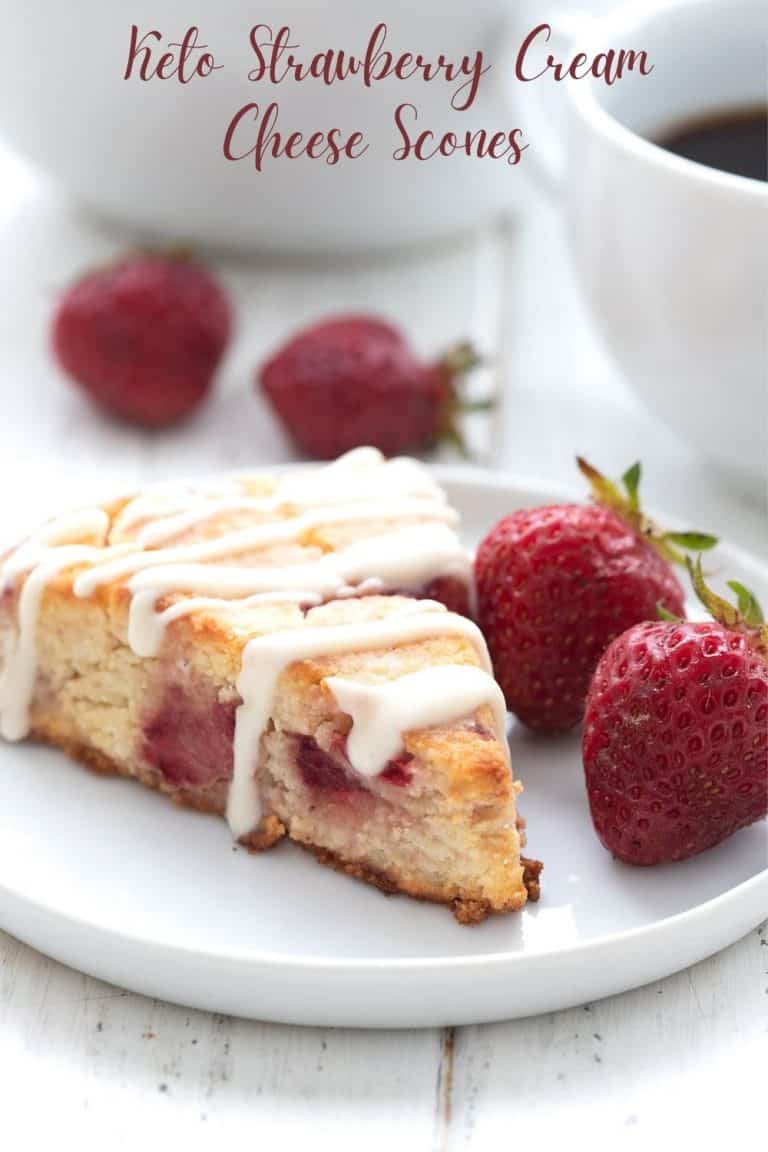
left=272, top=447, right=444, bottom=507
left=115, top=448, right=445, bottom=546
left=135, top=497, right=273, bottom=547
left=73, top=499, right=459, bottom=597
left=228, top=602, right=491, bottom=837
left=114, top=477, right=246, bottom=535
left=113, top=447, right=407, bottom=537
left=0, top=451, right=502, bottom=843
left=0, top=508, right=109, bottom=588
left=133, top=458, right=446, bottom=546
left=128, top=589, right=323, bottom=659
left=325, top=665, right=509, bottom=777
left=0, top=508, right=110, bottom=740
left=125, top=521, right=471, bottom=658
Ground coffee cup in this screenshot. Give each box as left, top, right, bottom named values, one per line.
left=520, top=0, right=768, bottom=491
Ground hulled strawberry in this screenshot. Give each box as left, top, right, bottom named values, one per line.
left=52, top=252, right=233, bottom=427
left=259, top=314, right=488, bottom=459
left=475, top=460, right=716, bottom=730
left=583, top=558, right=768, bottom=864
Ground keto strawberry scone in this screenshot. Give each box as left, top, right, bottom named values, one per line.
left=0, top=448, right=538, bottom=922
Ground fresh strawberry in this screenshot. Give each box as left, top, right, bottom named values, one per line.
left=421, top=575, right=472, bottom=617
left=475, top=460, right=716, bottom=731
left=258, top=314, right=488, bottom=459
left=583, top=559, right=768, bottom=865
left=52, top=253, right=232, bottom=427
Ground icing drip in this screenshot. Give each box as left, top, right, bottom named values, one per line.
left=132, top=456, right=446, bottom=546
left=0, top=547, right=103, bottom=740
left=0, top=507, right=110, bottom=741
left=114, top=448, right=446, bottom=546
left=74, top=499, right=459, bottom=596
left=114, top=477, right=246, bottom=536
left=0, top=508, right=109, bottom=588
left=273, top=447, right=444, bottom=507
left=228, top=602, right=491, bottom=837
left=325, top=665, right=509, bottom=777
left=127, top=522, right=470, bottom=658
left=128, top=589, right=323, bottom=659
left=135, top=497, right=275, bottom=547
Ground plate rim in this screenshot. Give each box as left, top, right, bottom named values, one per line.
left=2, top=466, right=766, bottom=977
left=2, top=848, right=766, bottom=972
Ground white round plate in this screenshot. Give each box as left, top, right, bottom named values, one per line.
left=1, top=470, right=766, bottom=1028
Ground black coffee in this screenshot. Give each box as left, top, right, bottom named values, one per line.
left=656, top=106, right=767, bottom=182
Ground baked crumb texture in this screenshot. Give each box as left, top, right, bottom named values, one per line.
left=0, top=469, right=538, bottom=922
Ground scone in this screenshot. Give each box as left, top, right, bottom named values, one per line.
left=0, top=448, right=540, bottom=921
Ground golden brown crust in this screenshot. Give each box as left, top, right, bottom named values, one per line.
left=30, top=723, right=288, bottom=847
left=28, top=723, right=527, bottom=920
left=521, top=856, right=543, bottom=903
left=300, top=842, right=527, bottom=924
left=240, top=815, right=286, bottom=852
left=452, top=899, right=496, bottom=926
left=30, top=724, right=222, bottom=813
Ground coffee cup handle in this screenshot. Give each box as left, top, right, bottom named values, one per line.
left=500, top=10, right=599, bottom=196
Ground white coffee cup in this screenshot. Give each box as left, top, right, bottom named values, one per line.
left=0, top=0, right=528, bottom=254
left=521, top=0, right=768, bottom=491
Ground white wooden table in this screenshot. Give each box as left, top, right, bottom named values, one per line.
left=1, top=144, right=766, bottom=1150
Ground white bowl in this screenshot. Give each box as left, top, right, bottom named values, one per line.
left=0, top=0, right=523, bottom=254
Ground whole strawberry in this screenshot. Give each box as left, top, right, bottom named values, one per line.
left=476, top=460, right=716, bottom=731
left=583, top=559, right=768, bottom=865
left=259, top=314, right=487, bottom=459
left=52, top=253, right=232, bottom=427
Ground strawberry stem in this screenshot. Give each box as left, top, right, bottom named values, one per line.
left=577, top=457, right=718, bottom=568
left=460, top=397, right=496, bottom=413
left=576, top=457, right=625, bottom=510
left=436, top=342, right=493, bottom=457
left=687, top=556, right=768, bottom=652
left=621, top=462, right=642, bottom=512
left=440, top=342, right=483, bottom=378
left=726, top=580, right=765, bottom=627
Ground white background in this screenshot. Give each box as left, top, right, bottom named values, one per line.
left=0, top=77, right=766, bottom=1151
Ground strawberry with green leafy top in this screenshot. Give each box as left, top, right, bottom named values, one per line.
left=475, top=459, right=717, bottom=731
left=583, top=558, right=768, bottom=865
left=259, top=314, right=490, bottom=459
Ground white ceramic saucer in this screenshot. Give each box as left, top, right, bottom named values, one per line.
left=0, top=470, right=766, bottom=1027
